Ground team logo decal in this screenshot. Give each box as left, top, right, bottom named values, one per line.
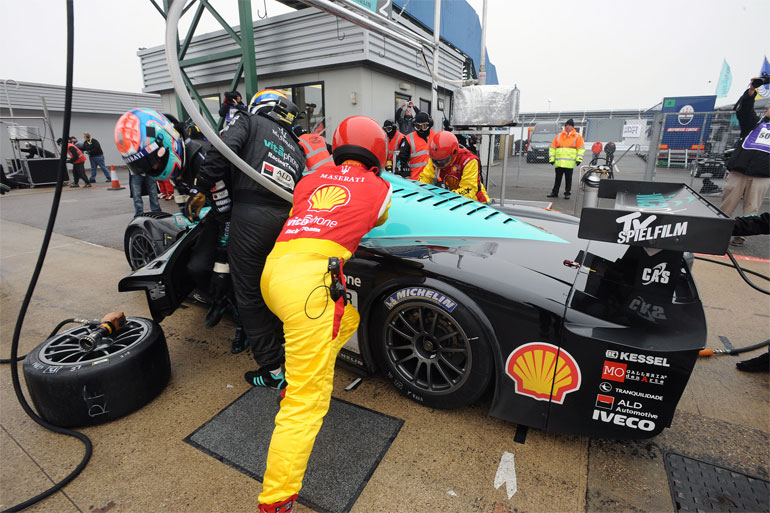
left=505, top=343, right=581, bottom=404
left=308, top=184, right=350, bottom=212
left=261, top=161, right=295, bottom=190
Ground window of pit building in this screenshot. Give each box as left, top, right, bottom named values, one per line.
left=270, top=82, right=326, bottom=137
left=419, top=98, right=431, bottom=119
left=200, top=94, right=220, bottom=117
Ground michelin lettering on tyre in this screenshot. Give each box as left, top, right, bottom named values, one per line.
left=384, top=287, right=457, bottom=312
left=505, top=342, right=581, bottom=404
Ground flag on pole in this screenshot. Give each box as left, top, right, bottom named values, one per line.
left=715, top=59, right=732, bottom=98
left=757, top=55, right=770, bottom=98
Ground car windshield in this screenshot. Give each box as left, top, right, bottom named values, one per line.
left=531, top=134, right=553, bottom=143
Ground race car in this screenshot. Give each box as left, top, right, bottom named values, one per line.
left=119, top=175, right=733, bottom=440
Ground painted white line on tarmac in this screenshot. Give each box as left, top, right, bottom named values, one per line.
left=0, top=243, right=78, bottom=259
left=494, top=451, right=517, bottom=499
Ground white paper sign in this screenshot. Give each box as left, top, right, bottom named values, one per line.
left=623, top=123, right=643, bottom=138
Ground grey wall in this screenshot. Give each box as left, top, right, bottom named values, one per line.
left=1, top=108, right=130, bottom=171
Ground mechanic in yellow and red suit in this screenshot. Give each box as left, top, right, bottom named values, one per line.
left=257, top=115, right=392, bottom=513
left=418, top=130, right=490, bottom=203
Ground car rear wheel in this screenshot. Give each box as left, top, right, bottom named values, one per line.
left=371, top=291, right=493, bottom=410
left=22, top=317, right=171, bottom=428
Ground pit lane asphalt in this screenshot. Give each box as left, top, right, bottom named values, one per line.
left=1, top=167, right=768, bottom=513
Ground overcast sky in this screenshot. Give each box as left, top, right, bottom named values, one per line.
left=1, top=0, right=767, bottom=112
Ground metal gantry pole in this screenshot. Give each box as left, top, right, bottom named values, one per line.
left=431, top=0, right=441, bottom=120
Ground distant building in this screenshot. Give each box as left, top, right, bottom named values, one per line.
left=138, top=2, right=498, bottom=139
left=0, top=81, right=162, bottom=168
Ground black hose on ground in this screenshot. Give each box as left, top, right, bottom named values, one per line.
left=694, top=250, right=770, bottom=295
left=0, top=318, right=92, bottom=363
left=2, top=3, right=94, bottom=512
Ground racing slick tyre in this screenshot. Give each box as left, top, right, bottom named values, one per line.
left=371, top=290, right=493, bottom=410
left=125, top=212, right=173, bottom=270
left=22, top=317, right=170, bottom=428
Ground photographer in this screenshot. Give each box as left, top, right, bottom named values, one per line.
left=218, top=90, right=247, bottom=123
left=719, top=75, right=770, bottom=246
left=396, top=99, right=420, bottom=135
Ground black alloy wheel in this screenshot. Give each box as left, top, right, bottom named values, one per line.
left=373, top=294, right=493, bottom=410
left=127, top=229, right=158, bottom=270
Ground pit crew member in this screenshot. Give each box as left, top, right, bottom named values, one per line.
left=257, top=116, right=391, bottom=513
left=419, top=131, right=490, bottom=203
left=186, top=90, right=306, bottom=385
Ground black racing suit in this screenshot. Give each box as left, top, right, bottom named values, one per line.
left=196, top=111, right=306, bottom=369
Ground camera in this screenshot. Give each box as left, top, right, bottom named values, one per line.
left=751, top=73, right=770, bottom=88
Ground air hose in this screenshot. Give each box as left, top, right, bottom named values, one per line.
left=2, top=2, right=94, bottom=512
left=694, top=249, right=770, bottom=295
left=699, top=340, right=770, bottom=357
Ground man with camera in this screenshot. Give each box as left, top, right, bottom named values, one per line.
left=719, top=75, right=770, bottom=246
left=218, top=90, right=247, bottom=123
left=396, top=99, right=420, bottom=135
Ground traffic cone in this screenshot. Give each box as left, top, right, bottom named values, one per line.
left=108, top=165, right=125, bottom=190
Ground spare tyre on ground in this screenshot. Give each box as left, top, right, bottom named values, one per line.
left=22, top=317, right=170, bottom=428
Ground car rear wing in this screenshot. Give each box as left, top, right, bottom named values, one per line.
left=577, top=180, right=734, bottom=255
left=577, top=179, right=734, bottom=297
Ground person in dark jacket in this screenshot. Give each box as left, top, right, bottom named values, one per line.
left=719, top=78, right=770, bottom=246
left=186, top=89, right=306, bottom=387
left=82, top=132, right=111, bottom=183
left=218, top=90, right=247, bottom=123
left=395, top=100, right=420, bottom=135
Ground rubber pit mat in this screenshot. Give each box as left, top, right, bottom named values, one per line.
left=664, top=452, right=770, bottom=512
left=185, top=387, right=403, bottom=513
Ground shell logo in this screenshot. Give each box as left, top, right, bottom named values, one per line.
left=308, top=184, right=350, bottom=212
left=505, top=342, right=581, bottom=404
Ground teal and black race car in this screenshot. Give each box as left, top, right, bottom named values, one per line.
left=119, top=174, right=733, bottom=440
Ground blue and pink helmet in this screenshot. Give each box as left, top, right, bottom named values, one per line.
left=114, top=109, right=183, bottom=180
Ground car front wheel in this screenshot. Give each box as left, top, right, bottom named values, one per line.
left=371, top=291, right=493, bottom=410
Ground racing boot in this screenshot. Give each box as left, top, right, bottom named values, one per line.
left=258, top=494, right=297, bottom=513
left=245, top=367, right=286, bottom=390
left=205, top=297, right=228, bottom=328
left=230, top=326, right=249, bottom=354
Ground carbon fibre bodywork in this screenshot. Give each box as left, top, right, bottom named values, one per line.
left=119, top=174, right=725, bottom=439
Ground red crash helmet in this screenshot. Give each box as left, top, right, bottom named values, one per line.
left=332, top=116, right=387, bottom=173
left=429, top=131, right=459, bottom=168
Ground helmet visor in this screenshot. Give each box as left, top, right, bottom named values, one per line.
left=431, top=155, right=453, bottom=168
left=123, top=142, right=169, bottom=178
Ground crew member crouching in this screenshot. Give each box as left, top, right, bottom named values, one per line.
left=419, top=131, right=489, bottom=203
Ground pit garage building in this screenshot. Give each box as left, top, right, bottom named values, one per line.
left=138, top=1, right=499, bottom=139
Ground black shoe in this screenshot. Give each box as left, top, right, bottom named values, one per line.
left=564, top=192, right=571, bottom=199
left=205, top=298, right=227, bottom=328
left=546, top=192, right=558, bottom=198
left=245, top=368, right=286, bottom=389
left=736, top=351, right=769, bottom=372
left=231, top=327, right=249, bottom=354
left=69, top=183, right=79, bottom=188
left=89, top=178, right=96, bottom=183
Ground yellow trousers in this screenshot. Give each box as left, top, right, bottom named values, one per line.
left=258, top=249, right=359, bottom=505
